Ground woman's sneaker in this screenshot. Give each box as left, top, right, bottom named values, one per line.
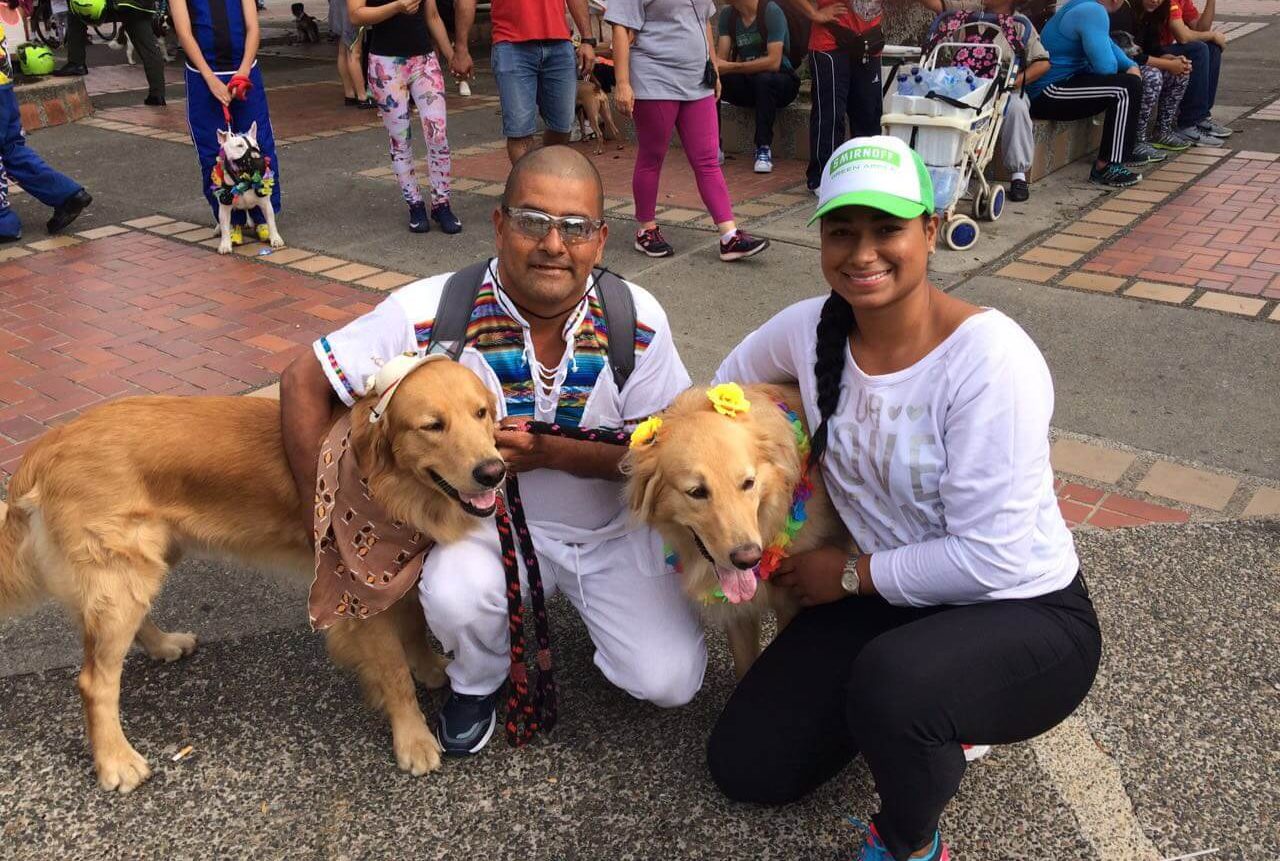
left=754, top=146, right=773, bottom=173
left=719, top=229, right=770, bottom=262
left=435, top=689, right=502, bottom=756
left=1152, top=131, right=1193, bottom=151
left=1176, top=125, right=1225, bottom=148
left=1090, top=162, right=1142, bottom=188
left=1127, top=142, right=1167, bottom=166
left=408, top=201, right=430, bottom=233
left=852, top=820, right=950, bottom=861
left=635, top=226, right=674, bottom=257
left=431, top=202, right=463, bottom=234
left=1197, top=117, right=1232, bottom=138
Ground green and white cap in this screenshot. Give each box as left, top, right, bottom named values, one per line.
left=808, top=136, right=935, bottom=225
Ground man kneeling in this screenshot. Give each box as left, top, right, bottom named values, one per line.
left=281, top=146, right=706, bottom=756
left=715, top=0, right=801, bottom=174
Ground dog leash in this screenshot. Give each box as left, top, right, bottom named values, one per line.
left=496, top=420, right=630, bottom=747
left=220, top=74, right=254, bottom=129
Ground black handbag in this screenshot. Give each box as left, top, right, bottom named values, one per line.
left=691, top=0, right=719, bottom=88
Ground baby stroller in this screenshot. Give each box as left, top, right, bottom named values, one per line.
left=880, top=13, right=1024, bottom=250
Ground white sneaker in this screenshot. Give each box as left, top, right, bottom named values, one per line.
left=459, top=80, right=471, bottom=97
left=963, top=744, right=991, bottom=762
left=753, top=146, right=773, bottom=173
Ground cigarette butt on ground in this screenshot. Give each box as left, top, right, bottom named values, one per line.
left=172, top=745, right=194, bottom=762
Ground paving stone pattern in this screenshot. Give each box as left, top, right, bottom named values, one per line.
left=0, top=232, right=377, bottom=476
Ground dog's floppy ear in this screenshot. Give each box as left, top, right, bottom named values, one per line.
left=349, top=399, right=397, bottom=482
left=622, top=444, right=664, bottom=522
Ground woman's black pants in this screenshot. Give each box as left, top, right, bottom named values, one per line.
left=707, top=574, right=1101, bottom=861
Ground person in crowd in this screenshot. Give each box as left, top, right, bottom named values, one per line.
left=280, top=146, right=706, bottom=758
left=789, top=0, right=886, bottom=194
left=330, top=0, right=374, bottom=108
left=1026, top=0, right=1145, bottom=188
left=715, top=0, right=801, bottom=174
left=450, top=0, right=596, bottom=164
left=1139, top=0, right=1231, bottom=144
left=707, top=135, right=1101, bottom=861
left=0, top=40, right=92, bottom=240
left=349, top=0, right=461, bottom=234
left=170, top=0, right=284, bottom=245
left=1110, top=0, right=1194, bottom=157
left=913, top=0, right=1051, bottom=202
left=53, top=0, right=168, bottom=106
left=607, top=0, right=771, bottom=262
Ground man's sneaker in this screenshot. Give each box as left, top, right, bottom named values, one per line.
left=459, top=80, right=472, bottom=97
left=435, top=689, right=501, bottom=756
left=408, top=201, right=430, bottom=233
left=46, top=189, right=91, bottom=234
left=1090, top=162, right=1142, bottom=188
left=1197, top=117, right=1232, bottom=138
left=1008, top=178, right=1029, bottom=202
left=852, top=820, right=950, bottom=861
left=1176, top=125, right=1225, bottom=148
left=143, top=95, right=166, bottom=107
left=52, top=62, right=88, bottom=77
left=753, top=146, right=773, bottom=173
left=719, top=229, right=770, bottom=262
left=1152, top=131, right=1193, bottom=151
left=635, top=226, right=674, bottom=257
left=963, top=743, right=992, bottom=762
left=431, top=202, right=463, bottom=234
left=1127, top=142, right=1167, bottom=165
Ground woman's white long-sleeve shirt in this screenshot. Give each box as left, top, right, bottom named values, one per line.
left=714, top=299, right=1078, bottom=607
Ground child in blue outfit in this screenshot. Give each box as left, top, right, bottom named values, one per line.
left=170, top=0, right=282, bottom=246
left=1026, top=0, right=1145, bottom=188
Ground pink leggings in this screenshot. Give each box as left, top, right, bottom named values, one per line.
left=632, top=95, right=734, bottom=225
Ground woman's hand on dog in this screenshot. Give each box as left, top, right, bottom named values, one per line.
left=772, top=545, right=855, bottom=607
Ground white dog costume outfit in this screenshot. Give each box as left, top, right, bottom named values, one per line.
left=314, top=260, right=706, bottom=706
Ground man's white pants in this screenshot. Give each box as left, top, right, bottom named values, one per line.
left=419, top=523, right=707, bottom=708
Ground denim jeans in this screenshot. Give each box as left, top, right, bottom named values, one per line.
left=491, top=39, right=577, bottom=138
left=1161, top=40, right=1220, bottom=126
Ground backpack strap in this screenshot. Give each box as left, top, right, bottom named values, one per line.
left=728, top=5, right=741, bottom=61
left=593, top=268, right=637, bottom=390
left=758, top=0, right=771, bottom=50
left=426, top=259, right=491, bottom=359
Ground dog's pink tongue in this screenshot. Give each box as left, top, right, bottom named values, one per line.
left=460, top=489, right=497, bottom=511
left=716, top=566, right=758, bottom=604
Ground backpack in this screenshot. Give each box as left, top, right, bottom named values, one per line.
left=427, top=260, right=638, bottom=390
left=726, top=0, right=805, bottom=71
left=925, top=11, right=1025, bottom=80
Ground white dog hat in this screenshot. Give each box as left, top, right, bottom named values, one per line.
left=367, top=352, right=450, bottom=424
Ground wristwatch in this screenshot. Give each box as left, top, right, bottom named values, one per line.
left=580, top=37, right=598, bottom=47
left=840, top=563, right=861, bottom=596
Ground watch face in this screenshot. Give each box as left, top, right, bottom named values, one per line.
left=841, top=568, right=859, bottom=594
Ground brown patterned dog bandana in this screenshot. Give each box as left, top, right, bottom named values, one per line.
left=308, top=412, right=434, bottom=630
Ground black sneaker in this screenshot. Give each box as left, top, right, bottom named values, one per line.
left=1089, top=162, right=1142, bottom=189
left=408, top=201, right=430, bottom=233
left=144, top=95, right=166, bottom=107
left=52, top=63, right=88, bottom=77
left=719, top=229, right=770, bottom=262
left=435, top=689, right=501, bottom=756
left=431, top=202, right=462, bottom=235
left=1009, top=178, right=1030, bottom=202
left=46, top=189, right=92, bottom=234
left=635, top=226, right=674, bottom=257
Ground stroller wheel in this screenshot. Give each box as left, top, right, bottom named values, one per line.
left=985, top=185, right=1006, bottom=222
left=944, top=216, right=980, bottom=251
left=972, top=188, right=987, bottom=220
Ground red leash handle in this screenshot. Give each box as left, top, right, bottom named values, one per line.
left=221, top=75, right=253, bottom=129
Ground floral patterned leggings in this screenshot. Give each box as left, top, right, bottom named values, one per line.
left=367, top=53, right=452, bottom=207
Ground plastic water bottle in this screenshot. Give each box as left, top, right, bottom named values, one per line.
left=897, top=73, right=913, bottom=96
left=928, top=167, right=961, bottom=210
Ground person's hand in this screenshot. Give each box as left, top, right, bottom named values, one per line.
left=714, top=73, right=722, bottom=101
left=451, top=44, right=474, bottom=79
left=770, top=545, right=854, bottom=607
left=1163, top=53, right=1192, bottom=75
left=205, top=75, right=232, bottom=106
left=614, top=80, right=635, bottom=117
left=1125, top=64, right=1141, bottom=76
left=810, top=3, right=842, bottom=23
left=397, top=0, right=421, bottom=13
left=1209, top=30, right=1227, bottom=49
left=577, top=41, right=596, bottom=75
left=495, top=419, right=549, bottom=473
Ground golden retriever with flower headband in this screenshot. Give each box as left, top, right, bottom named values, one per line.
left=624, top=383, right=852, bottom=677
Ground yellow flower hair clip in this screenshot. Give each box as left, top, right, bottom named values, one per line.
left=630, top=416, right=663, bottom=448
left=707, top=383, right=751, bottom=418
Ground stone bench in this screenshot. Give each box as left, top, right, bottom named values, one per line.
left=15, top=76, right=93, bottom=132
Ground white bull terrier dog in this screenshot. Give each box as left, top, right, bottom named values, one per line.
left=211, top=121, right=284, bottom=255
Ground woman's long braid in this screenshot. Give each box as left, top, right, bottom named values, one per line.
left=809, top=291, right=856, bottom=467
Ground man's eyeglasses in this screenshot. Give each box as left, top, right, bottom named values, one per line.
left=501, top=206, right=605, bottom=245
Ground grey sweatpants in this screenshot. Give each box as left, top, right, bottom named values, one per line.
left=1000, top=92, right=1035, bottom=175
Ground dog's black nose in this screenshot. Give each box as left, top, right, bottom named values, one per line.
left=729, top=544, right=763, bottom=570
left=472, top=459, right=507, bottom=488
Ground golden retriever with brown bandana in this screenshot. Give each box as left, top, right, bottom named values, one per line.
left=624, top=383, right=853, bottom=679
left=0, top=359, right=500, bottom=793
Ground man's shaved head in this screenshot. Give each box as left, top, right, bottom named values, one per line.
left=501, top=145, right=605, bottom=217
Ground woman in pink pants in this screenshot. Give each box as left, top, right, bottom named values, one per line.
left=607, top=0, right=770, bottom=262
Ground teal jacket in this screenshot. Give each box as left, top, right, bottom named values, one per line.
left=1028, top=0, right=1136, bottom=98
